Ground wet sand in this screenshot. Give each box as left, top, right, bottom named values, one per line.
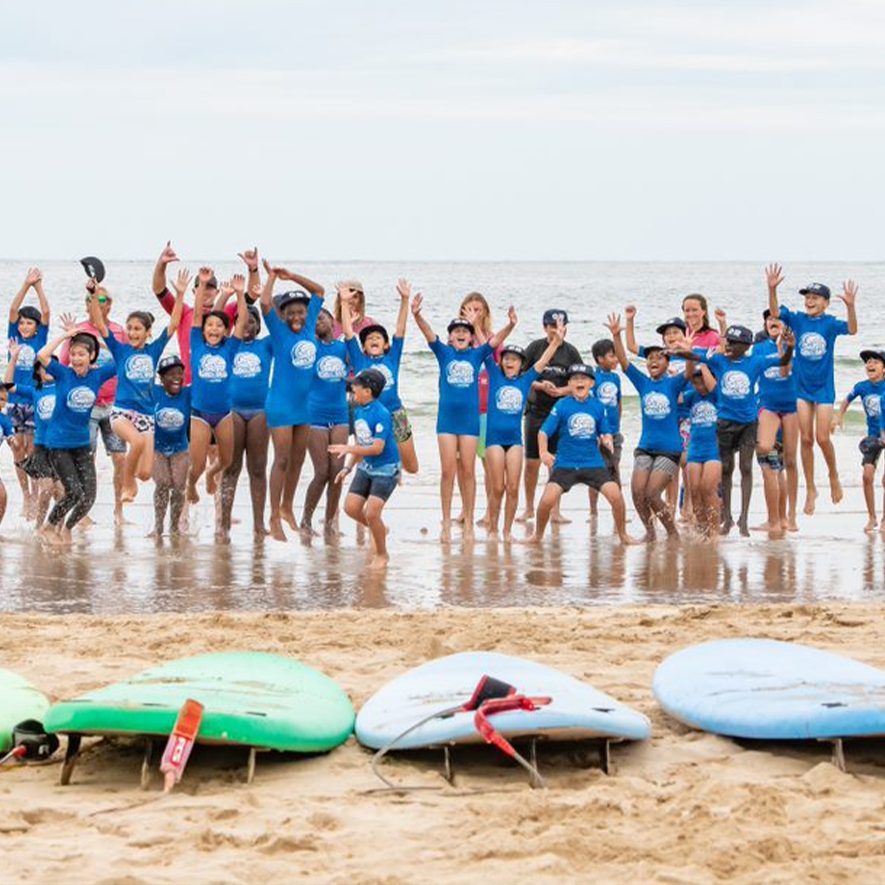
left=3, top=603, right=885, bottom=883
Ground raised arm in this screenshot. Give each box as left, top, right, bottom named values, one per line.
left=168, top=268, right=191, bottom=337
left=37, top=325, right=77, bottom=366
left=231, top=274, right=248, bottom=339
left=532, top=320, right=564, bottom=373
left=624, top=305, right=640, bottom=356
left=238, top=247, right=260, bottom=302
left=7, top=268, right=40, bottom=324
left=259, top=259, right=278, bottom=316
left=766, top=263, right=783, bottom=320
left=152, top=241, right=179, bottom=297
left=4, top=340, right=20, bottom=385
left=840, top=279, right=858, bottom=335
left=394, top=278, right=411, bottom=338
left=86, top=283, right=109, bottom=338
left=273, top=265, right=325, bottom=298
left=192, top=267, right=213, bottom=328
left=713, top=307, right=728, bottom=338
left=488, top=306, right=518, bottom=350
left=339, top=286, right=356, bottom=340
left=605, top=314, right=630, bottom=372
left=410, top=293, right=436, bottom=344
left=33, top=270, right=50, bottom=325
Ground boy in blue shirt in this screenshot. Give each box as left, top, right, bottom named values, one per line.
left=681, top=366, right=720, bottom=539
left=833, top=349, right=885, bottom=532
left=411, top=293, right=516, bottom=542
left=152, top=355, right=191, bottom=539
left=589, top=338, right=623, bottom=518
left=329, top=369, right=400, bottom=570
left=767, top=263, right=858, bottom=514
left=524, top=364, right=637, bottom=545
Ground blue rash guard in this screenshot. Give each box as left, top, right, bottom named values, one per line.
left=484, top=358, right=538, bottom=448
left=104, top=330, right=169, bottom=415
left=263, top=297, right=323, bottom=428
left=540, top=396, right=611, bottom=469
left=754, top=337, right=798, bottom=414
left=0, top=411, right=13, bottom=444
left=683, top=387, right=720, bottom=463
left=429, top=338, right=493, bottom=436
left=153, top=384, right=191, bottom=456
left=847, top=379, right=885, bottom=438
left=308, top=339, right=349, bottom=427
left=353, top=399, right=400, bottom=471
left=778, top=306, right=849, bottom=404
left=231, top=336, right=273, bottom=412
left=696, top=351, right=781, bottom=424
left=10, top=382, right=56, bottom=446
left=624, top=363, right=688, bottom=453
left=189, top=328, right=241, bottom=414
left=345, top=336, right=405, bottom=413
left=592, top=368, right=622, bottom=435
left=44, top=362, right=117, bottom=449
left=7, top=322, right=48, bottom=406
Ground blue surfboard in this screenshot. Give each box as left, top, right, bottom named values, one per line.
left=357, top=651, right=650, bottom=749
left=653, top=639, right=885, bottom=740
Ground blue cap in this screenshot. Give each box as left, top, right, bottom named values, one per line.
left=543, top=309, right=568, bottom=327
left=799, top=283, right=831, bottom=300
left=567, top=362, right=595, bottom=379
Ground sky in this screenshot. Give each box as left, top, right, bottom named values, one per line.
left=1, top=0, right=883, bottom=260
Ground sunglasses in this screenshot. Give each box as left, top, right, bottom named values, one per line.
left=96, top=296, right=109, bottom=304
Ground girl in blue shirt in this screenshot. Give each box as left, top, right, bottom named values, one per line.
left=259, top=260, right=326, bottom=542
left=219, top=305, right=273, bottom=541
left=681, top=367, right=721, bottom=540
left=342, top=278, right=417, bottom=474
left=88, top=269, right=187, bottom=506
left=302, top=306, right=350, bottom=537
left=187, top=268, right=247, bottom=515
left=767, top=263, right=857, bottom=515
left=411, top=293, right=517, bottom=542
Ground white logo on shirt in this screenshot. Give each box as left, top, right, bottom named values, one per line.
left=198, top=353, right=228, bottom=381
left=354, top=418, right=372, bottom=445
left=67, top=386, right=96, bottom=412
left=764, top=364, right=786, bottom=380
left=596, top=381, right=618, bottom=406
left=691, top=400, right=718, bottom=426
left=316, top=355, right=346, bottom=381
left=495, top=385, right=524, bottom=414
left=125, top=353, right=155, bottom=382
left=373, top=363, right=394, bottom=390
left=291, top=340, right=317, bottom=369
left=720, top=370, right=751, bottom=399
left=567, top=412, right=596, bottom=439
left=37, top=395, right=55, bottom=421
left=16, top=344, right=36, bottom=370
left=643, top=391, right=671, bottom=419
left=233, top=351, right=262, bottom=379
left=798, top=332, right=827, bottom=360
left=446, top=361, right=474, bottom=387
left=156, top=407, right=185, bottom=431
left=863, top=394, right=881, bottom=418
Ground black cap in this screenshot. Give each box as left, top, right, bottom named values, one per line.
left=542, top=309, right=568, bottom=327
left=352, top=368, right=386, bottom=399
left=158, top=354, right=185, bottom=375
left=860, top=350, right=885, bottom=365
left=500, top=344, right=527, bottom=361
left=274, top=290, right=311, bottom=310
left=567, top=362, right=595, bottom=379
left=655, top=316, right=687, bottom=335
left=80, top=256, right=106, bottom=283
left=643, top=344, right=669, bottom=359
left=725, top=325, right=753, bottom=345
left=447, top=318, right=474, bottom=334
left=17, top=305, right=42, bottom=324
left=358, top=323, right=390, bottom=345
left=246, top=305, right=262, bottom=327
left=799, top=283, right=831, bottom=300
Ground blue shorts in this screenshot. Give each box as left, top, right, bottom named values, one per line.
left=192, top=408, right=229, bottom=430
left=686, top=449, right=721, bottom=465
left=349, top=466, right=400, bottom=502
left=234, top=408, right=264, bottom=422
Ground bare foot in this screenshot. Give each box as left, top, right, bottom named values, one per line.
left=186, top=481, right=200, bottom=505
left=551, top=513, right=572, bottom=525
left=269, top=517, right=287, bottom=542
left=323, top=522, right=342, bottom=539
left=786, top=518, right=799, bottom=532
left=206, top=470, right=219, bottom=497
left=502, top=530, right=512, bottom=543
left=619, top=533, right=643, bottom=546
left=864, top=519, right=878, bottom=534
left=300, top=522, right=319, bottom=538
left=720, top=520, right=733, bottom=536
left=122, top=481, right=138, bottom=503
left=518, top=534, right=541, bottom=545
left=462, top=524, right=475, bottom=542
left=515, top=510, right=534, bottom=523
left=767, top=527, right=786, bottom=540
left=215, top=528, right=230, bottom=544
left=79, top=515, right=95, bottom=529
left=738, top=518, right=750, bottom=538
left=803, top=486, right=817, bottom=515
left=440, top=521, right=452, bottom=543
left=453, top=513, right=465, bottom=525
left=253, top=526, right=268, bottom=541
left=281, top=510, right=298, bottom=531
left=369, top=553, right=389, bottom=570
left=475, top=514, right=489, bottom=528
left=829, top=474, right=843, bottom=505
left=751, top=521, right=773, bottom=532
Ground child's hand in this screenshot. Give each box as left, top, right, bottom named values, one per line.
left=7, top=338, right=21, bottom=360
left=237, top=247, right=259, bottom=271
left=219, top=279, right=235, bottom=298
left=507, top=305, right=518, bottom=326
left=831, top=414, right=843, bottom=433
left=25, top=267, right=42, bottom=287
left=396, top=278, right=411, bottom=301
left=550, top=318, right=565, bottom=344
left=714, top=307, right=727, bottom=324
left=624, top=305, right=636, bottom=321
left=410, top=293, right=424, bottom=316
left=336, top=282, right=354, bottom=304
left=765, top=263, right=784, bottom=290
left=262, top=258, right=275, bottom=277
left=231, top=274, right=246, bottom=297
left=600, top=434, right=614, bottom=453
left=605, top=313, right=622, bottom=336
left=172, top=268, right=192, bottom=298
left=328, top=444, right=347, bottom=456
left=540, top=451, right=555, bottom=469
left=250, top=282, right=262, bottom=300
left=59, top=312, right=78, bottom=334
left=667, top=332, right=692, bottom=352
left=840, top=279, right=858, bottom=307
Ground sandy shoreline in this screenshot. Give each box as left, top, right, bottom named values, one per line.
left=3, top=604, right=885, bottom=883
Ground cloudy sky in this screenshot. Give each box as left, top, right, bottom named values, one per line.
left=1, top=1, right=882, bottom=260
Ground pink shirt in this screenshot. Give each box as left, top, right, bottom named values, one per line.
left=689, top=328, right=720, bottom=350
left=60, top=319, right=127, bottom=406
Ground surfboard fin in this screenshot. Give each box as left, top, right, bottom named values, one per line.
left=160, top=699, right=204, bottom=793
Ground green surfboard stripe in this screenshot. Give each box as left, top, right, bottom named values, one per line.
left=44, top=652, right=354, bottom=752
left=0, top=668, right=50, bottom=753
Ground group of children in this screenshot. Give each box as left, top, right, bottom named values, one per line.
left=1, top=250, right=879, bottom=564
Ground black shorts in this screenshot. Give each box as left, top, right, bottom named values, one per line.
left=348, top=467, right=400, bottom=502
left=524, top=412, right=557, bottom=460
left=549, top=466, right=615, bottom=493
left=601, top=433, right=623, bottom=479
left=860, top=436, right=884, bottom=467
left=717, top=419, right=757, bottom=455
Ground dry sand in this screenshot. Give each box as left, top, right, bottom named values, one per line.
left=3, top=604, right=885, bottom=883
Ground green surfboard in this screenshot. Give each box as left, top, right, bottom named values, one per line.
left=0, top=668, right=50, bottom=752
left=44, top=652, right=354, bottom=753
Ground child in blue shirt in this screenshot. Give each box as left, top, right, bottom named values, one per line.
left=152, top=355, right=191, bottom=538
left=767, top=263, right=858, bottom=514
left=681, top=367, right=721, bottom=539
left=482, top=323, right=561, bottom=541
left=411, top=293, right=516, bottom=542
left=608, top=313, right=687, bottom=541
left=329, top=369, right=400, bottom=570
left=589, top=338, right=624, bottom=518
left=833, top=349, right=885, bottom=532
left=524, top=363, right=636, bottom=545
left=342, top=278, right=417, bottom=474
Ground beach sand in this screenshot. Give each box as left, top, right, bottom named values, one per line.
left=3, top=603, right=885, bottom=883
